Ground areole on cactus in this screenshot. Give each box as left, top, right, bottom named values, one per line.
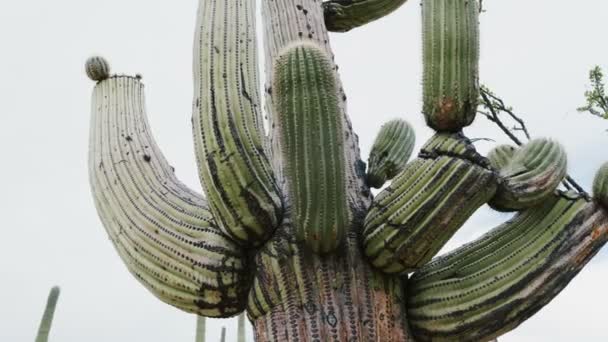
left=86, top=0, right=608, bottom=341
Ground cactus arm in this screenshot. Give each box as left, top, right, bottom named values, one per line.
left=323, top=0, right=409, bottom=33
left=407, top=193, right=608, bottom=341
left=193, top=0, right=283, bottom=246
left=363, top=133, right=497, bottom=274
left=35, top=286, right=60, bottom=342
left=89, top=76, right=250, bottom=317
left=195, top=316, right=206, bottom=342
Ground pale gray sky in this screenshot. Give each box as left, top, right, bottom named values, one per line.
left=1, top=0, right=607, bottom=341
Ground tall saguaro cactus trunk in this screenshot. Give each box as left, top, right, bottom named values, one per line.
left=87, top=0, right=608, bottom=341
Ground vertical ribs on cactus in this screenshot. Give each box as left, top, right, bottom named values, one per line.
left=408, top=193, right=608, bottom=341
left=366, top=119, right=416, bottom=188
left=363, top=133, right=497, bottom=274
left=323, top=0, right=409, bottom=33
left=86, top=0, right=608, bottom=340
left=193, top=0, right=283, bottom=246
left=273, top=42, right=350, bottom=254
left=490, top=138, right=568, bottom=211
left=422, top=0, right=480, bottom=132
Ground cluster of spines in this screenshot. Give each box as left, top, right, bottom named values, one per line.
left=272, top=42, right=349, bottom=254
left=362, top=133, right=497, bottom=274
left=422, top=0, right=480, bottom=132
left=192, top=0, right=283, bottom=247
left=89, top=75, right=249, bottom=317
left=366, top=119, right=416, bottom=188
left=490, top=138, right=567, bottom=211
left=323, top=0, right=409, bottom=32
left=407, top=193, right=608, bottom=341
left=35, top=286, right=60, bottom=342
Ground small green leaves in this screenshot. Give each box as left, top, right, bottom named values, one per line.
left=273, top=41, right=349, bottom=254
left=85, top=56, right=110, bottom=81
left=422, top=0, right=480, bottom=132
left=593, top=162, right=608, bottom=209
left=490, top=138, right=567, bottom=211
left=323, top=0, right=409, bottom=33
left=367, top=119, right=416, bottom=188
left=486, top=144, right=516, bottom=170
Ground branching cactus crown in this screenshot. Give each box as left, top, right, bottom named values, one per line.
left=87, top=0, right=608, bottom=341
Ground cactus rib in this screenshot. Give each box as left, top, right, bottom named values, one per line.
left=272, top=42, right=349, bottom=254
left=89, top=76, right=249, bottom=317
left=35, top=286, right=60, bottom=342
left=367, top=119, right=416, bottom=188
left=193, top=0, right=283, bottom=246
left=490, top=138, right=568, bottom=211
left=408, top=193, right=608, bottom=341
left=422, top=0, right=480, bottom=132
left=363, top=133, right=497, bottom=274
left=323, top=0, right=409, bottom=33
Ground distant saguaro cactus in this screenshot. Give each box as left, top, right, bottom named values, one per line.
left=35, top=286, right=60, bottom=342
left=87, top=0, right=608, bottom=341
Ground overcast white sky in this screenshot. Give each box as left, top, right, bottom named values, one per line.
left=1, top=0, right=607, bottom=341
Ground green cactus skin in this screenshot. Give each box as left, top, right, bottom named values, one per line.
left=89, top=76, right=249, bottom=317
left=593, top=162, right=608, bottom=209
left=323, top=0, right=408, bottom=33
left=408, top=193, right=608, bottom=341
left=366, top=119, right=416, bottom=188
left=490, top=138, right=568, bottom=211
left=85, top=56, right=110, bottom=81
left=195, top=316, right=206, bottom=342
left=272, top=42, right=349, bottom=254
left=363, top=133, right=497, bottom=274
left=422, top=0, right=480, bottom=132
left=35, top=286, right=60, bottom=342
left=486, top=144, right=517, bottom=170
left=192, top=0, right=283, bottom=246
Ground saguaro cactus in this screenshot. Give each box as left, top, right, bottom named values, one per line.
left=87, top=0, right=608, bottom=341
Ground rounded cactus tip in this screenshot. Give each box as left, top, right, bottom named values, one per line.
left=593, top=162, right=608, bottom=209
left=85, top=56, right=111, bottom=81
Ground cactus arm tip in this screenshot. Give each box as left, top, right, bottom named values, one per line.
left=35, top=286, right=61, bottom=342
left=323, top=0, right=409, bottom=33
left=85, top=56, right=111, bottom=82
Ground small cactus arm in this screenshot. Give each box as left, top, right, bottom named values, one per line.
left=363, top=133, right=497, bottom=274
left=272, top=42, right=349, bottom=254
left=35, top=286, right=60, bottom=342
left=85, top=56, right=110, bottom=82
left=323, top=0, right=409, bottom=32
left=593, top=162, right=608, bottom=208
left=366, top=119, right=416, bottom=189
left=407, top=190, right=608, bottom=341
left=88, top=66, right=250, bottom=317
left=422, top=0, right=479, bottom=132
left=192, top=0, right=282, bottom=246
left=490, top=138, right=568, bottom=211
left=195, top=316, right=206, bottom=342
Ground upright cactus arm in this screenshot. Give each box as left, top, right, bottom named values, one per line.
left=193, top=0, right=283, bottom=247
left=88, top=73, right=250, bottom=317
left=35, top=286, right=60, bottom=342
left=323, top=0, right=409, bottom=33
left=407, top=192, right=608, bottom=341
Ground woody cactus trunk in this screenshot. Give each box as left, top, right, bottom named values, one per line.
left=87, top=0, right=608, bottom=341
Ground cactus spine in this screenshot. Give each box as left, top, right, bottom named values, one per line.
left=490, top=138, right=568, bottom=211
left=193, top=0, right=282, bottom=246
left=422, top=0, right=480, bottom=132
left=367, top=119, right=416, bottom=188
left=35, top=286, right=60, bottom=342
left=273, top=42, right=349, bottom=254
left=323, top=0, right=409, bottom=32
left=408, top=193, right=608, bottom=341
left=363, top=133, right=497, bottom=273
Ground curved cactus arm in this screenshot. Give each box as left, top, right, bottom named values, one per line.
left=195, top=316, right=206, bottom=342
left=89, top=75, right=250, bottom=317
left=272, top=42, right=349, bottom=254
left=323, top=0, right=409, bottom=33
left=193, top=0, right=283, bottom=247
left=407, top=193, right=608, bottom=341
left=362, top=133, right=497, bottom=274
left=35, top=286, right=60, bottom=342
left=366, top=119, right=416, bottom=188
